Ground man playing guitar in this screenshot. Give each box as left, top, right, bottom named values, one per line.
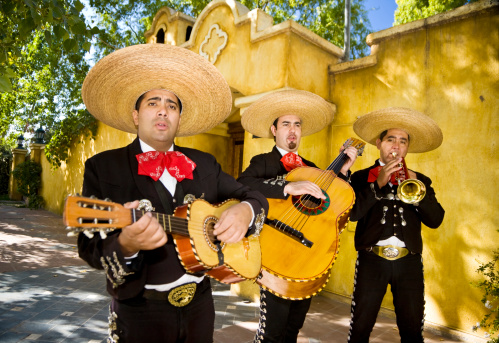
left=238, top=89, right=358, bottom=342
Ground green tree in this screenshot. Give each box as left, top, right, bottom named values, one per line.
left=1, top=0, right=101, bottom=167
left=2, top=0, right=372, bottom=168
left=394, top=0, right=479, bottom=25
left=0, top=0, right=100, bottom=92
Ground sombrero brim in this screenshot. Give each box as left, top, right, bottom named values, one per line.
left=353, top=107, right=443, bottom=153
left=81, top=44, right=232, bottom=136
left=241, top=90, right=335, bottom=138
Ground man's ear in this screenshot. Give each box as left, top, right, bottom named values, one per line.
left=376, top=138, right=381, bottom=150
left=132, top=110, right=139, bottom=126
left=270, top=125, right=277, bottom=137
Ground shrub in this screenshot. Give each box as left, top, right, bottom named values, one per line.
left=12, top=160, right=45, bottom=209
left=473, top=240, right=499, bottom=342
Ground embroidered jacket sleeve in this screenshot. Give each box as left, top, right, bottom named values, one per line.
left=78, top=149, right=146, bottom=295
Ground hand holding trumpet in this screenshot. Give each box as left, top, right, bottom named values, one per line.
left=377, top=152, right=417, bottom=188
left=376, top=152, right=403, bottom=188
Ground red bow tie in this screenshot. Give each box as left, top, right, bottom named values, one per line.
left=367, top=166, right=399, bottom=185
left=280, top=152, right=306, bottom=172
left=136, top=151, right=196, bottom=182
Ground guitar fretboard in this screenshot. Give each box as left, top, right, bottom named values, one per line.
left=132, top=209, right=189, bottom=236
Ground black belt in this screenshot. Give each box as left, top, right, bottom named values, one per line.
left=142, top=278, right=209, bottom=307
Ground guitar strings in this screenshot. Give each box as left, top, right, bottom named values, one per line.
left=274, top=142, right=353, bottom=233
left=132, top=210, right=244, bottom=236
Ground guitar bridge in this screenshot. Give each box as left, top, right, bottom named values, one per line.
left=265, top=219, right=313, bottom=248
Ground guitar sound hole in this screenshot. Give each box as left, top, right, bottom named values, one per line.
left=300, top=196, right=322, bottom=208
left=292, top=190, right=330, bottom=216
left=204, top=216, right=224, bottom=251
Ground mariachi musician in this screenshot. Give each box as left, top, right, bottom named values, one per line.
left=77, top=44, right=268, bottom=343
left=237, top=89, right=359, bottom=343
left=347, top=107, right=445, bottom=343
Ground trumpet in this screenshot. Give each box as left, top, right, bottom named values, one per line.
left=391, top=152, right=426, bottom=204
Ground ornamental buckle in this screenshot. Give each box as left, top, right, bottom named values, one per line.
left=382, top=247, right=400, bottom=258
left=168, top=283, right=197, bottom=307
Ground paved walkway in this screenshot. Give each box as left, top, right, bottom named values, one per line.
left=0, top=204, right=476, bottom=342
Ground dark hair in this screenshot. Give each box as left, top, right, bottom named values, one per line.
left=271, top=118, right=279, bottom=141
left=135, top=93, right=146, bottom=111
left=379, top=129, right=410, bottom=142
left=134, top=92, right=183, bottom=113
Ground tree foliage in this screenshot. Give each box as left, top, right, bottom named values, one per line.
left=0, top=0, right=100, bottom=92
left=1, top=0, right=101, bottom=167
left=394, top=0, right=479, bottom=25
left=2, top=0, right=372, bottom=168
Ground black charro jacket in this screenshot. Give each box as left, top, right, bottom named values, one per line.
left=349, top=160, right=445, bottom=253
left=78, top=138, right=268, bottom=300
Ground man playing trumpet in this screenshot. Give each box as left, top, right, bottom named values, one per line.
left=347, top=107, right=445, bottom=343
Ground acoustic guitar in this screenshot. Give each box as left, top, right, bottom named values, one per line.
left=258, top=138, right=365, bottom=299
left=63, top=196, right=261, bottom=284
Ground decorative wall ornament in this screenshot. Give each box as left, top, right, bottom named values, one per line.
left=199, top=24, right=228, bottom=64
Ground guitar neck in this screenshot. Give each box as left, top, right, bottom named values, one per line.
left=325, top=138, right=366, bottom=175
left=132, top=209, right=189, bottom=236
left=326, top=152, right=349, bottom=175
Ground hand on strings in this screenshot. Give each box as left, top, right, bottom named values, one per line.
left=284, top=181, right=325, bottom=199
left=339, top=146, right=358, bottom=176
left=117, top=200, right=168, bottom=257
left=213, top=202, right=253, bottom=243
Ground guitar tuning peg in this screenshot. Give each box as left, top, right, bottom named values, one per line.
left=67, top=231, right=77, bottom=237
left=99, top=231, right=108, bottom=239
left=104, top=198, right=112, bottom=202
left=138, top=199, right=154, bottom=212
left=83, top=230, right=94, bottom=239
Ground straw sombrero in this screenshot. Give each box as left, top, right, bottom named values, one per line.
left=81, top=44, right=232, bottom=136
left=353, top=107, right=443, bottom=153
left=241, top=90, right=335, bottom=138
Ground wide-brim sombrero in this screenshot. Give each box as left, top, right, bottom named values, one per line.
left=81, top=44, right=232, bottom=136
left=241, top=89, right=335, bottom=138
left=353, top=107, right=443, bottom=153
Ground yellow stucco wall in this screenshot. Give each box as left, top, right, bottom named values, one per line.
left=35, top=0, right=498, bottom=339
left=326, top=2, right=498, bottom=338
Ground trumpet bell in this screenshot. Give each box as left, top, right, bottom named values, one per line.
left=397, top=179, right=426, bottom=204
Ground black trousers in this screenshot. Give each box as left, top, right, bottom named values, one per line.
left=109, top=278, right=214, bottom=343
left=348, top=250, right=425, bottom=343
left=254, top=288, right=312, bottom=343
